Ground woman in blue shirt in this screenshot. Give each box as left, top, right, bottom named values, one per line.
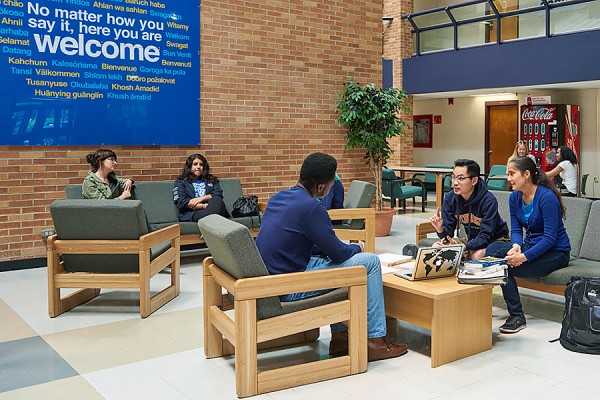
left=486, top=157, right=570, bottom=334
left=173, top=154, right=229, bottom=222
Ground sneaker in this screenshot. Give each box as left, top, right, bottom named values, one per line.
left=499, top=315, right=527, bottom=333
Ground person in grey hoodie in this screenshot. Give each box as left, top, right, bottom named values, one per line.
left=429, top=159, right=509, bottom=260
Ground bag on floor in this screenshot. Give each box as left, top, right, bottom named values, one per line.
left=559, top=276, right=600, bottom=354
left=232, top=195, right=259, bottom=218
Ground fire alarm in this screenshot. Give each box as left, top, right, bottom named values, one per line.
left=434, top=115, right=442, bottom=124
left=448, top=98, right=454, bottom=105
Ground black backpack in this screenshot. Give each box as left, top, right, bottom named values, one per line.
left=559, top=276, right=600, bottom=354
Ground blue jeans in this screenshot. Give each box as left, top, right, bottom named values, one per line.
left=280, top=253, right=387, bottom=338
left=486, top=242, right=569, bottom=317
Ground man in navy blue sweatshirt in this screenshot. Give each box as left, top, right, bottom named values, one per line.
left=256, top=152, right=407, bottom=362
left=429, top=159, right=509, bottom=260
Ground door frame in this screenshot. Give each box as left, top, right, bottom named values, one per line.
left=485, top=100, right=519, bottom=172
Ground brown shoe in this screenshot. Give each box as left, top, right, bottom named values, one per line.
left=329, top=331, right=348, bottom=357
left=368, top=337, right=408, bottom=362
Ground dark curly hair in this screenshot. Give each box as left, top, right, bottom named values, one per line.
left=179, top=154, right=219, bottom=184
left=299, top=152, right=337, bottom=195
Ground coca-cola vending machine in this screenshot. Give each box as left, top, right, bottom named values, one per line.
left=520, top=104, right=580, bottom=172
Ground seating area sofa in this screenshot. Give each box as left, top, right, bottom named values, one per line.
left=415, top=190, right=600, bottom=295
left=65, top=179, right=377, bottom=251
left=490, top=190, right=600, bottom=294
left=66, top=179, right=260, bottom=246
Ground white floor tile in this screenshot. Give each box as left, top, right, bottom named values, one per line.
left=4, top=212, right=600, bottom=400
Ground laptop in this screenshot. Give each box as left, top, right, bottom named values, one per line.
left=393, top=244, right=465, bottom=281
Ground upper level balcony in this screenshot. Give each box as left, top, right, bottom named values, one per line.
left=402, top=0, right=600, bottom=95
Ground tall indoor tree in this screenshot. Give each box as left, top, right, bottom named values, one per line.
left=337, top=78, right=411, bottom=212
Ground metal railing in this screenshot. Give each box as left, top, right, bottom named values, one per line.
left=403, top=0, right=599, bottom=55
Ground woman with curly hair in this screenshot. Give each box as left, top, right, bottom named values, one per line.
left=173, top=154, right=229, bottom=222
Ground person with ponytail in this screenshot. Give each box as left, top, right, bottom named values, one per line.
left=82, top=149, right=134, bottom=200
left=486, top=157, right=570, bottom=334
left=173, top=154, right=229, bottom=222
left=545, top=146, right=578, bottom=197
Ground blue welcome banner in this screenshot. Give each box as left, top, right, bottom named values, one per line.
left=0, top=0, right=200, bottom=145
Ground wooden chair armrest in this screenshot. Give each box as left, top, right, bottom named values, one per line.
left=229, top=266, right=367, bottom=301
left=258, top=201, right=267, bottom=213
left=416, top=221, right=436, bottom=244
left=327, top=208, right=374, bottom=220
left=140, top=224, right=180, bottom=250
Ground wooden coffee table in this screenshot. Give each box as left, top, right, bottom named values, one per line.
left=382, top=275, right=492, bottom=367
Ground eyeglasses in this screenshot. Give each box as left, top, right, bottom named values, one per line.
left=450, top=175, right=473, bottom=183
left=105, top=157, right=116, bottom=163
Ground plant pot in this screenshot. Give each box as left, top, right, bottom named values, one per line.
left=375, top=207, right=395, bottom=237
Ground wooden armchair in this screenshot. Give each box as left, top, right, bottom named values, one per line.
left=47, top=200, right=180, bottom=318
left=198, top=215, right=368, bottom=397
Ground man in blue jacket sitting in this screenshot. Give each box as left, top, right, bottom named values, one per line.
left=256, top=152, right=407, bottom=362
left=429, top=159, right=509, bottom=260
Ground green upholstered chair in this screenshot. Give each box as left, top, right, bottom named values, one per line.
left=48, top=199, right=180, bottom=318
left=486, top=165, right=508, bottom=191
left=382, top=168, right=427, bottom=212
left=198, top=214, right=367, bottom=397
left=412, top=164, right=453, bottom=194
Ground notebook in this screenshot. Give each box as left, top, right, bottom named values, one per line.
left=393, top=244, right=465, bottom=281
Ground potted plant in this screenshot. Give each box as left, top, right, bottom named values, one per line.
left=337, top=78, right=411, bottom=236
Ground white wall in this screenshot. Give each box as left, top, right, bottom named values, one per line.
left=413, top=89, right=600, bottom=196
left=413, top=93, right=518, bottom=169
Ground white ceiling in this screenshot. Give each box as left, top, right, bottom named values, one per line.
left=412, top=80, right=600, bottom=99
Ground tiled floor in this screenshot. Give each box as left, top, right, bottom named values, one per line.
left=1, top=207, right=598, bottom=400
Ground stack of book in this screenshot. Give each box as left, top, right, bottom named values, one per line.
left=457, top=256, right=508, bottom=285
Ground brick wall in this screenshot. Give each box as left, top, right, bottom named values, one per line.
left=0, top=0, right=387, bottom=262
left=384, top=0, right=414, bottom=167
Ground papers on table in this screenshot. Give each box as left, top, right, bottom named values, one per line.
left=378, top=253, right=413, bottom=267
left=380, top=261, right=416, bottom=275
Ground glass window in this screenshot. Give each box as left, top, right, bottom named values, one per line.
left=551, top=2, right=600, bottom=35
left=412, top=10, right=451, bottom=29
left=420, top=26, right=454, bottom=53
left=458, top=20, right=495, bottom=47
left=451, top=3, right=488, bottom=21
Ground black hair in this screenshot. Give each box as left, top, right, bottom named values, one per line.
left=557, top=146, right=577, bottom=165
left=299, top=152, right=337, bottom=195
left=509, top=157, right=566, bottom=218
left=179, top=154, right=219, bottom=184
left=86, top=149, right=117, bottom=173
left=454, top=159, right=480, bottom=178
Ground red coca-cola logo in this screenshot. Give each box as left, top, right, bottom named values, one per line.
left=522, top=107, right=555, bottom=121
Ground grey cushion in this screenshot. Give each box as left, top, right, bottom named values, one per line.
left=220, top=178, right=244, bottom=216
left=562, top=196, right=593, bottom=259
left=133, top=181, right=179, bottom=225
left=577, top=201, right=600, bottom=261
left=50, top=200, right=153, bottom=274
left=198, top=215, right=349, bottom=320
left=334, top=180, right=376, bottom=230
left=490, top=190, right=511, bottom=230
left=65, top=184, right=84, bottom=199
left=198, top=215, right=282, bottom=319
left=151, top=221, right=200, bottom=236
left=541, top=258, right=600, bottom=285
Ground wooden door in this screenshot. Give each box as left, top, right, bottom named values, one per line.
left=488, top=0, right=519, bottom=42
left=485, top=102, right=518, bottom=172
